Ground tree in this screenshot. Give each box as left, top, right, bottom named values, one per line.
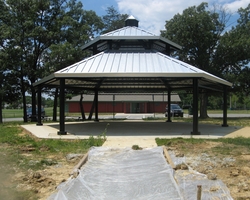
left=0, top=51, right=21, bottom=123
left=102, top=6, right=129, bottom=34
left=161, top=2, right=231, bottom=118
left=41, top=1, right=103, bottom=121
left=0, top=0, right=69, bottom=121
left=0, top=0, right=103, bottom=122
left=231, top=5, right=250, bottom=95
left=212, top=4, right=250, bottom=109
left=0, top=1, right=23, bottom=122
left=42, top=4, right=103, bottom=121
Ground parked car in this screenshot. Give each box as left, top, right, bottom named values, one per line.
left=26, top=107, right=45, bottom=119
left=165, top=104, right=184, bottom=117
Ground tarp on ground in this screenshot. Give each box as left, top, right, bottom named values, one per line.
left=48, top=146, right=183, bottom=200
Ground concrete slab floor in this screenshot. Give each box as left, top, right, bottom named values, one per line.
left=21, top=120, right=250, bottom=148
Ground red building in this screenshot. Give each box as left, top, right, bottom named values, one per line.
left=66, top=93, right=181, bottom=113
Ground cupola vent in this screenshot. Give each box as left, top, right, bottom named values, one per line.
left=125, top=15, right=139, bottom=27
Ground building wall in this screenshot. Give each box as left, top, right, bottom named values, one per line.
left=99, top=102, right=124, bottom=113
left=68, top=102, right=124, bottom=113
left=147, top=102, right=166, bottom=113
left=67, top=102, right=167, bottom=113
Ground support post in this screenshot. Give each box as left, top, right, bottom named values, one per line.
left=94, top=90, right=99, bottom=122
left=153, top=94, right=155, bottom=118
left=36, top=86, right=43, bottom=126
left=167, top=90, right=172, bottom=122
left=222, top=86, right=229, bottom=127
left=165, top=45, right=171, bottom=56
left=79, top=94, right=86, bottom=120
left=58, top=79, right=67, bottom=135
left=113, top=94, right=115, bottom=119
left=191, top=78, right=200, bottom=135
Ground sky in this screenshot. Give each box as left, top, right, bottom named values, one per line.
left=81, top=0, right=249, bottom=35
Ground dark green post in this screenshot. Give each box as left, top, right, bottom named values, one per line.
left=192, top=78, right=200, bottom=135
left=167, top=90, right=172, bottom=122
left=36, top=86, right=43, bottom=126
left=94, top=90, right=99, bottom=122
left=58, top=79, right=67, bottom=135
left=222, top=86, right=229, bottom=127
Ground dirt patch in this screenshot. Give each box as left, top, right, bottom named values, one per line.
left=1, top=139, right=250, bottom=199
left=168, top=141, right=250, bottom=199
left=15, top=155, right=82, bottom=200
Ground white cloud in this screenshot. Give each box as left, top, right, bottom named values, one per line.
left=116, top=0, right=249, bottom=35
left=224, top=0, right=249, bottom=13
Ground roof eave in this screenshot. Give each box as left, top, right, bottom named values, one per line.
left=81, top=35, right=182, bottom=51
left=33, top=74, right=56, bottom=87
left=54, top=72, right=199, bottom=78
left=53, top=72, right=232, bottom=87
left=159, top=36, right=182, bottom=50
left=202, top=74, right=232, bottom=87
left=81, top=36, right=101, bottom=51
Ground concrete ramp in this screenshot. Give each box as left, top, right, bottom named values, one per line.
left=102, top=137, right=157, bottom=148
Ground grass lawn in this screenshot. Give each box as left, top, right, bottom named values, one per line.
left=2, top=107, right=54, bottom=118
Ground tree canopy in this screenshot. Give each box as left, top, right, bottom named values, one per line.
left=160, top=2, right=250, bottom=116
left=1, top=1, right=250, bottom=122
left=0, top=0, right=103, bottom=122
left=102, top=6, right=129, bottom=34
left=161, top=3, right=228, bottom=76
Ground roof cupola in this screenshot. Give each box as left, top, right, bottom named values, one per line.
left=125, top=15, right=139, bottom=27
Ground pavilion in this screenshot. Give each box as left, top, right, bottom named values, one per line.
left=34, top=15, right=232, bottom=135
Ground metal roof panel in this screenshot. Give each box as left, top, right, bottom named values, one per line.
left=55, top=51, right=215, bottom=75
left=102, top=26, right=155, bottom=37
left=37, top=51, right=232, bottom=88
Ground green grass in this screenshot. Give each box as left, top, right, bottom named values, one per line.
left=144, top=117, right=166, bottom=120
left=2, top=107, right=54, bottom=118
left=2, top=109, right=23, bottom=118
left=155, top=137, right=250, bottom=151
left=2, top=107, right=115, bottom=119
left=181, top=109, right=250, bottom=115
left=0, top=122, right=105, bottom=171
left=178, top=117, right=250, bottom=127
left=155, top=137, right=207, bottom=146
left=217, top=137, right=250, bottom=148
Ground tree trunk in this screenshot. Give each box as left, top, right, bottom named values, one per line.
left=22, top=92, right=27, bottom=122
left=21, top=75, right=27, bottom=122
left=0, top=96, right=3, bottom=123
left=53, top=88, right=58, bottom=121
left=200, top=90, right=209, bottom=118
left=30, top=86, right=37, bottom=122
left=88, top=94, right=96, bottom=120
left=79, top=94, right=86, bottom=120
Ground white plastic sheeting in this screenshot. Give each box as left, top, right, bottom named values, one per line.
left=48, top=146, right=183, bottom=200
